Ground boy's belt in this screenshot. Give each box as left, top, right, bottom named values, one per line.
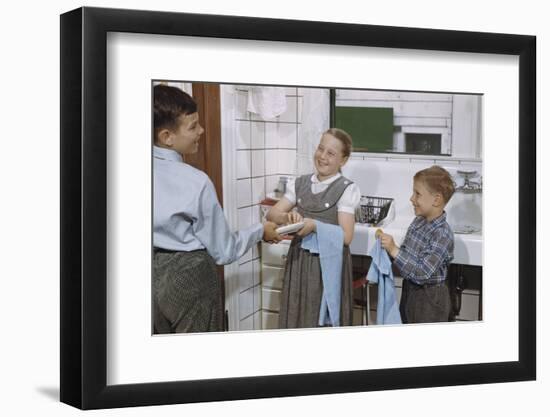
left=407, top=279, right=447, bottom=289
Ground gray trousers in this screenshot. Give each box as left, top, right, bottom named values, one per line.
left=399, top=280, right=451, bottom=324
left=153, top=249, right=223, bottom=333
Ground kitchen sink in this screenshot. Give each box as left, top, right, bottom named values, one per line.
left=350, top=216, right=482, bottom=266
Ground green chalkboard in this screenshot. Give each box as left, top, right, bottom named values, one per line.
left=334, top=106, right=394, bottom=152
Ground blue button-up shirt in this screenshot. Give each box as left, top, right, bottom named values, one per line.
left=393, top=213, right=454, bottom=286
left=153, top=146, right=263, bottom=265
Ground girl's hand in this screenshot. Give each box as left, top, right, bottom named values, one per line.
left=296, top=218, right=316, bottom=237
left=287, top=211, right=303, bottom=225
left=379, top=232, right=399, bottom=258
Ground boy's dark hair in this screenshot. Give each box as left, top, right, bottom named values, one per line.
left=414, top=165, right=455, bottom=204
left=153, top=84, right=197, bottom=142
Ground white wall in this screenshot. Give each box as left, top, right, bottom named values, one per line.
left=343, top=157, right=482, bottom=222
left=222, top=85, right=299, bottom=331
left=1, top=1, right=546, bottom=417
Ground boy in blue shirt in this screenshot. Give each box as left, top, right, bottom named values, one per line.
left=153, top=84, right=281, bottom=333
left=379, top=166, right=455, bottom=323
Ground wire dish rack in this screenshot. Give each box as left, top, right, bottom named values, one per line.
left=355, top=196, right=394, bottom=226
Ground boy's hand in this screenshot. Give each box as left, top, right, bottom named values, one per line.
left=287, top=211, right=303, bottom=225
left=263, top=221, right=282, bottom=243
left=296, top=218, right=316, bottom=237
left=380, top=232, right=399, bottom=258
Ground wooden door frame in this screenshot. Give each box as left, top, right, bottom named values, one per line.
left=187, top=83, right=227, bottom=326
left=186, top=83, right=223, bottom=206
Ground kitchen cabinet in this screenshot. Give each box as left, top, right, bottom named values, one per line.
left=260, top=247, right=481, bottom=328
left=260, top=240, right=290, bottom=329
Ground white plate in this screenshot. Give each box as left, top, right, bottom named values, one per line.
left=276, top=222, right=304, bottom=235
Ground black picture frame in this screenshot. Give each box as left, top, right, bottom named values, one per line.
left=60, top=6, right=536, bottom=410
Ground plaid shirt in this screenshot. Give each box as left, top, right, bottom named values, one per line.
left=393, top=212, right=454, bottom=286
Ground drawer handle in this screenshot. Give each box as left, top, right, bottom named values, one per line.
left=281, top=254, right=287, bottom=261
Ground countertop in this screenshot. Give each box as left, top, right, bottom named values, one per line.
left=350, top=216, right=482, bottom=266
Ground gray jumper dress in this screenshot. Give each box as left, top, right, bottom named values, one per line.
left=278, top=174, right=354, bottom=329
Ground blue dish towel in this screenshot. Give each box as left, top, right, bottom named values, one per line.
left=301, top=221, right=344, bottom=326
left=367, top=239, right=402, bottom=325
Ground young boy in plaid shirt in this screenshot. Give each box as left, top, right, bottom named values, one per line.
left=379, top=166, right=455, bottom=323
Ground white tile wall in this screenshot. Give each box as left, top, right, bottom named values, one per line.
left=253, top=284, right=261, bottom=313
left=296, top=95, right=304, bottom=123
left=228, top=86, right=302, bottom=331
left=239, top=247, right=253, bottom=265
left=251, top=122, right=266, bottom=149
left=253, top=311, right=262, bottom=330
left=252, top=241, right=260, bottom=259
left=251, top=149, right=265, bottom=177
left=278, top=124, right=298, bottom=149
left=278, top=149, right=297, bottom=175
left=239, top=314, right=254, bottom=331
left=238, top=281, right=262, bottom=330
left=250, top=203, right=261, bottom=225
left=252, top=259, right=261, bottom=286
left=237, top=206, right=253, bottom=229
left=265, top=123, right=280, bottom=149
left=236, top=150, right=251, bottom=179
left=265, top=151, right=278, bottom=176
left=265, top=175, right=279, bottom=195
left=239, top=286, right=254, bottom=319
left=251, top=177, right=265, bottom=203
left=238, top=260, right=254, bottom=293
left=236, top=121, right=251, bottom=149
left=236, top=179, right=252, bottom=208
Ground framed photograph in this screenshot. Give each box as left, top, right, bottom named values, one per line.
left=60, top=6, right=536, bottom=410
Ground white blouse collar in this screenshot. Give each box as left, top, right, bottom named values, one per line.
left=311, top=172, right=342, bottom=185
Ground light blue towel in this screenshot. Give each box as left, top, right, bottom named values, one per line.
left=367, top=238, right=402, bottom=325
left=301, top=221, right=344, bottom=326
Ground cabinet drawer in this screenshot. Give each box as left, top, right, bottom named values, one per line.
left=262, top=265, right=285, bottom=290
left=262, top=287, right=282, bottom=312
left=261, top=241, right=290, bottom=267
left=262, top=311, right=279, bottom=330
left=457, top=292, right=480, bottom=321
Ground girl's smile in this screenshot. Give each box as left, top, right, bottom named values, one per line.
left=314, top=133, right=349, bottom=181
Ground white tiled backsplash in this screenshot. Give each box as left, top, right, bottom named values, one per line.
left=231, top=86, right=300, bottom=330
